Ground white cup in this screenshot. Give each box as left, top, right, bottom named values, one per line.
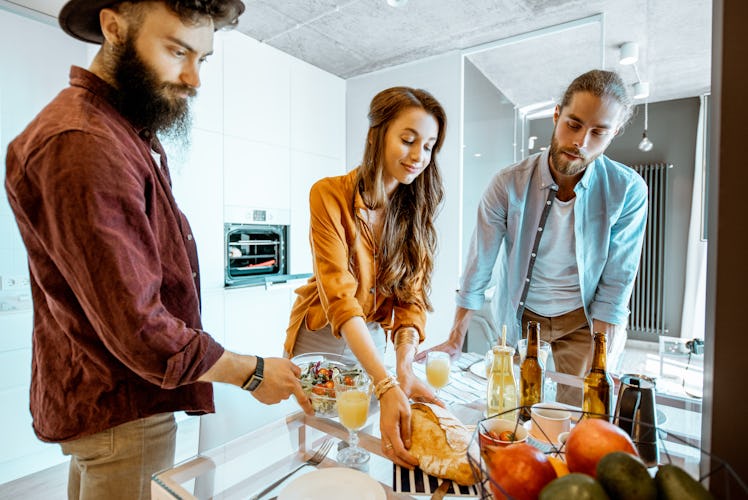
left=530, top=403, right=571, bottom=444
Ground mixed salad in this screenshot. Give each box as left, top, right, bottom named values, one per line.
left=299, top=361, right=363, bottom=416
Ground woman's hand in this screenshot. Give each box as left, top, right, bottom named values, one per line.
left=413, top=338, right=464, bottom=363
left=397, top=371, right=444, bottom=407
left=378, top=386, right=419, bottom=469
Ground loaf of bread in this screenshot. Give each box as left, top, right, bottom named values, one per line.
left=409, top=403, right=478, bottom=486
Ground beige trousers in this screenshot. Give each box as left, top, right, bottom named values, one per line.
left=521, top=308, right=626, bottom=407
left=59, top=412, right=176, bottom=500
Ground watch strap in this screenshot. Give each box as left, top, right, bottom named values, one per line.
left=241, top=356, right=264, bottom=392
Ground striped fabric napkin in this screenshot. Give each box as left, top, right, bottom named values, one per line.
left=392, top=465, right=480, bottom=497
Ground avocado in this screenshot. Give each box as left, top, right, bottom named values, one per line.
left=596, top=451, right=657, bottom=500
left=655, top=464, right=713, bottom=500
left=539, top=473, right=610, bottom=500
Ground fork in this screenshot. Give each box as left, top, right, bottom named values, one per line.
left=249, top=438, right=334, bottom=500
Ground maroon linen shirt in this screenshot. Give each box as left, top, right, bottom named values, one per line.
left=4, top=67, right=225, bottom=442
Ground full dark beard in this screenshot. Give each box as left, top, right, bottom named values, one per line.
left=112, top=36, right=195, bottom=139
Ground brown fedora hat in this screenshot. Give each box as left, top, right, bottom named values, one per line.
left=58, top=0, right=245, bottom=44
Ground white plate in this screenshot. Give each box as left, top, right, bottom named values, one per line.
left=278, top=467, right=386, bottom=500
left=469, top=360, right=487, bottom=379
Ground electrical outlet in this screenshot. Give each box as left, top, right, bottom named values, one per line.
left=0, top=275, right=30, bottom=291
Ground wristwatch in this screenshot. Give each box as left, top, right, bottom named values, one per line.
left=241, top=356, right=264, bottom=392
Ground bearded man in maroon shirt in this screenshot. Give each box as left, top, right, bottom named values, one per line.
left=5, top=1, right=312, bottom=498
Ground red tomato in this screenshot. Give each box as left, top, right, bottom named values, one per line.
left=311, top=386, right=326, bottom=395
left=324, top=380, right=334, bottom=388
left=498, top=431, right=516, bottom=442
left=343, top=376, right=354, bottom=386
left=317, top=368, right=330, bottom=378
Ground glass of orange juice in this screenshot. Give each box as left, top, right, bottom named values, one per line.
left=426, top=351, right=451, bottom=396
left=333, top=372, right=373, bottom=468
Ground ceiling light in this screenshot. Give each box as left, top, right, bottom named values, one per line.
left=638, top=102, right=654, bottom=152
left=386, top=0, right=408, bottom=6
left=633, top=81, right=650, bottom=99
left=619, top=42, right=639, bottom=65
left=639, top=133, right=653, bottom=152
left=474, top=153, right=482, bottom=158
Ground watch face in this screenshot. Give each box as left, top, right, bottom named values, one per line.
left=247, top=374, right=263, bottom=391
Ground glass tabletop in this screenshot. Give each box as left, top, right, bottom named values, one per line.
left=152, top=353, right=703, bottom=499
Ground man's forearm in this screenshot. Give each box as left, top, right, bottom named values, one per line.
left=449, top=306, right=475, bottom=345
left=198, top=350, right=256, bottom=387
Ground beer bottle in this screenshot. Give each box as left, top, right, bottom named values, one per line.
left=583, top=331, right=614, bottom=421
left=519, top=321, right=544, bottom=421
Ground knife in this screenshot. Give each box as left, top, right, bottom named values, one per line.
left=430, top=479, right=452, bottom=500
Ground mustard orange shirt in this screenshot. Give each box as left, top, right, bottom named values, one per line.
left=285, top=168, right=426, bottom=355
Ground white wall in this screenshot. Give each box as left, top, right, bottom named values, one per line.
left=346, top=51, right=463, bottom=350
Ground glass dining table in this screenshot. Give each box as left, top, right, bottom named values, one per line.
left=151, top=353, right=703, bottom=499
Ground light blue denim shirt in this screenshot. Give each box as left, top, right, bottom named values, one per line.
left=457, top=149, right=648, bottom=344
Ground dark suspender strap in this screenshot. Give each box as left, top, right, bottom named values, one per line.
left=516, top=187, right=558, bottom=325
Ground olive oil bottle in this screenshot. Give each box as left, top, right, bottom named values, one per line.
left=583, top=331, right=614, bottom=420
left=519, top=321, right=544, bottom=421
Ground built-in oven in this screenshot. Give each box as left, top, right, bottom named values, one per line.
left=224, top=207, right=310, bottom=288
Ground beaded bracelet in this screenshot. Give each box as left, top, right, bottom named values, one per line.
left=374, top=375, right=400, bottom=400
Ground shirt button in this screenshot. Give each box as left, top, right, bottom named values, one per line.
left=547, top=200, right=552, bottom=205
left=531, top=253, right=537, bottom=257
left=187, top=234, right=193, bottom=241
left=192, top=272, right=197, bottom=279
left=538, top=227, right=543, bottom=232
left=520, top=301, right=524, bottom=306
left=526, top=278, right=530, bottom=282
left=370, top=288, right=375, bottom=294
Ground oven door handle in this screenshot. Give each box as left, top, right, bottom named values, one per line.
left=263, top=273, right=312, bottom=291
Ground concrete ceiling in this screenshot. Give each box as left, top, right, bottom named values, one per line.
left=5, top=0, right=712, bottom=108
left=235, top=0, right=711, bottom=108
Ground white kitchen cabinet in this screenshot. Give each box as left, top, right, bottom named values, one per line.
left=222, top=286, right=293, bottom=358
left=167, top=129, right=225, bottom=291
left=289, top=151, right=345, bottom=276
left=290, top=59, right=346, bottom=159
left=191, top=33, right=225, bottom=135
left=222, top=31, right=290, bottom=147
left=223, top=135, right=291, bottom=211
left=200, top=289, right=225, bottom=346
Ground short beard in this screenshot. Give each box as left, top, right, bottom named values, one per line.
left=111, top=34, right=195, bottom=142
left=549, top=125, right=597, bottom=177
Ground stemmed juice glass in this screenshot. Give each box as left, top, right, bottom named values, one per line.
left=426, top=351, right=451, bottom=396
left=333, top=372, right=373, bottom=468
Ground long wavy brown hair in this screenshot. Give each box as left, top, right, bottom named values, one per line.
left=355, top=87, right=447, bottom=311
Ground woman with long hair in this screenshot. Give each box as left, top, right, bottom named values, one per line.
left=284, top=86, right=447, bottom=468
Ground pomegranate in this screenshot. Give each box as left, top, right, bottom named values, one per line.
left=484, top=442, right=557, bottom=500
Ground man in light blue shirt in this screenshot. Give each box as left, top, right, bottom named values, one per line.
left=418, top=70, right=648, bottom=405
